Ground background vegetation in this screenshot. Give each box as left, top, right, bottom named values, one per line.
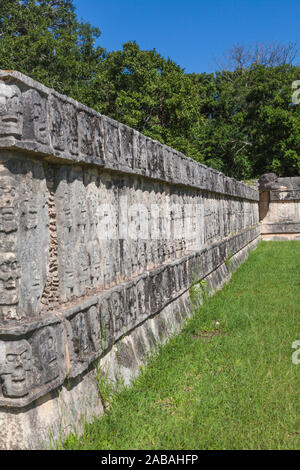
left=1, top=0, right=299, bottom=179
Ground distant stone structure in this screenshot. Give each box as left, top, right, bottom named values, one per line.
left=0, top=71, right=260, bottom=449
left=259, top=174, right=300, bottom=240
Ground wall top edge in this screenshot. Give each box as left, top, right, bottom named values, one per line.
left=0, top=70, right=259, bottom=201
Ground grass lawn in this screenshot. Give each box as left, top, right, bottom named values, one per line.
left=63, top=241, right=300, bottom=450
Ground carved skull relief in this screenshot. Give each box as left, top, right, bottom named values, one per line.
left=0, top=340, right=32, bottom=398
left=0, top=82, right=23, bottom=138
left=50, top=96, right=65, bottom=151
left=78, top=248, right=90, bottom=294
left=87, top=306, right=102, bottom=352
left=23, top=89, right=49, bottom=144
left=29, top=252, right=42, bottom=301
left=36, top=326, right=59, bottom=383
left=0, top=253, right=19, bottom=306
left=0, top=176, right=18, bottom=233
left=31, top=90, right=48, bottom=144
left=72, top=312, right=89, bottom=362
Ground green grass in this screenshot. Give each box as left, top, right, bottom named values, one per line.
left=63, top=241, right=300, bottom=450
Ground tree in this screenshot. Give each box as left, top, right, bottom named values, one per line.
left=218, top=41, right=298, bottom=71
left=198, top=64, right=300, bottom=178
left=93, top=41, right=300, bottom=178
left=0, top=0, right=104, bottom=98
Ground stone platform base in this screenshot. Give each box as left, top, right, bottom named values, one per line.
left=0, top=236, right=260, bottom=450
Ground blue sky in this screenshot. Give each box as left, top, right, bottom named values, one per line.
left=73, top=0, right=300, bottom=73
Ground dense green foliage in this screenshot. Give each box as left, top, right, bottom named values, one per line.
left=200, top=65, right=300, bottom=178
left=0, top=0, right=299, bottom=178
left=62, top=242, right=300, bottom=450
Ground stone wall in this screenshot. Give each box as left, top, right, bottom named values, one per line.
left=259, top=174, right=300, bottom=240
left=0, top=71, right=260, bottom=449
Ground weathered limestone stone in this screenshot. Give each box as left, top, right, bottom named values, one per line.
left=0, top=314, right=66, bottom=408
left=0, top=70, right=261, bottom=449
left=259, top=175, right=300, bottom=240
left=258, top=173, right=280, bottom=190
left=0, top=82, right=23, bottom=138
left=0, top=154, right=49, bottom=321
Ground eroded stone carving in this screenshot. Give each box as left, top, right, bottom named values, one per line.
left=0, top=71, right=259, bottom=203
left=88, top=240, right=102, bottom=287
left=17, top=160, right=50, bottom=317
left=71, top=311, right=90, bottom=364
left=149, top=268, right=164, bottom=313
left=0, top=253, right=20, bottom=320
left=77, top=113, right=105, bottom=164
left=0, top=321, right=66, bottom=406
left=125, top=281, right=137, bottom=327
left=87, top=305, right=102, bottom=352
left=20, top=179, right=39, bottom=231
left=110, top=287, right=125, bottom=338
left=104, top=117, right=120, bottom=167
left=91, top=115, right=105, bottom=163
left=55, top=172, right=77, bottom=301
left=32, top=326, right=61, bottom=384
left=23, top=89, right=49, bottom=145
left=0, top=174, right=18, bottom=234
left=99, top=295, right=114, bottom=352
left=258, top=173, right=280, bottom=191
left=0, top=82, right=23, bottom=138
left=119, top=123, right=134, bottom=169
left=78, top=111, right=93, bottom=158
left=41, top=169, right=59, bottom=307
left=50, top=95, right=65, bottom=151
left=0, top=340, right=32, bottom=398
left=64, top=256, right=76, bottom=298
left=66, top=102, right=79, bottom=156
left=20, top=248, right=42, bottom=315
left=64, top=301, right=102, bottom=377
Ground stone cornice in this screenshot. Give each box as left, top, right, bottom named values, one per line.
left=0, top=70, right=259, bottom=202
